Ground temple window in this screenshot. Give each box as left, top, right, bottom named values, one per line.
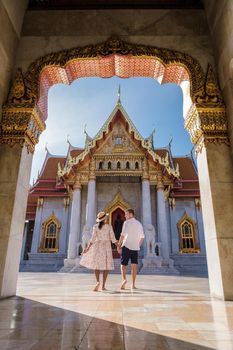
left=39, top=213, right=61, bottom=253
left=99, top=161, right=103, bottom=170
left=117, top=161, right=121, bottom=170
left=108, top=161, right=111, bottom=170
left=115, top=137, right=122, bottom=145
left=126, top=161, right=130, bottom=170
left=177, top=214, right=199, bottom=254
left=135, top=161, right=139, bottom=170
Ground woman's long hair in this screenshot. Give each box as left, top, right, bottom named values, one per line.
left=98, top=220, right=105, bottom=229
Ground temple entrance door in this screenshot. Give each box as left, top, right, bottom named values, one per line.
left=111, top=207, right=125, bottom=258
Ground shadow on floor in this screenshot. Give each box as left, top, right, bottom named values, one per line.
left=0, top=296, right=214, bottom=350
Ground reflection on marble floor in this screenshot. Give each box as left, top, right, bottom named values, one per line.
left=0, top=273, right=232, bottom=349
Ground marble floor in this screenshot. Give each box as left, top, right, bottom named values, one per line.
left=0, top=273, right=232, bottom=350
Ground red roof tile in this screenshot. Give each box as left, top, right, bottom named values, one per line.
left=174, top=157, right=197, bottom=180
left=40, top=156, right=66, bottom=179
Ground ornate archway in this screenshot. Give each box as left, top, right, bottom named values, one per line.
left=1, top=37, right=233, bottom=300
left=0, top=37, right=228, bottom=153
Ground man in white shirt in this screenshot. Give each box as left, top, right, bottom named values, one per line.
left=118, top=208, right=144, bottom=289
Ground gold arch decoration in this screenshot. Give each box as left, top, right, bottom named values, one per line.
left=177, top=213, right=200, bottom=254
left=0, top=37, right=229, bottom=153
left=104, top=190, right=131, bottom=225
left=39, top=212, right=61, bottom=253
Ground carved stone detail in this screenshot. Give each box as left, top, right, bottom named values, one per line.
left=0, top=107, right=45, bottom=153
left=7, top=68, right=37, bottom=107
left=1, top=38, right=227, bottom=156
left=193, top=64, right=224, bottom=109
left=19, top=37, right=205, bottom=105
left=185, top=106, right=229, bottom=153
left=142, top=158, right=149, bottom=180
left=89, top=158, right=96, bottom=180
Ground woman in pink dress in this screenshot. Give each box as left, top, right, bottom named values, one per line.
left=80, top=211, right=117, bottom=291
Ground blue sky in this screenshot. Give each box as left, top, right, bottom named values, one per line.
left=30, top=77, right=193, bottom=183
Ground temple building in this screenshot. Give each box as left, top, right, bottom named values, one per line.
left=21, top=99, right=207, bottom=276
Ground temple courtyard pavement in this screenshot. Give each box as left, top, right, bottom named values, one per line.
left=0, top=273, right=233, bottom=350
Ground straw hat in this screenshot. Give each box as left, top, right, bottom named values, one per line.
left=96, top=211, right=108, bottom=223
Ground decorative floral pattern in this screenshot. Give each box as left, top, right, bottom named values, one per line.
left=80, top=224, right=117, bottom=270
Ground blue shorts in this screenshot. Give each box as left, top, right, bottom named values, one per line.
left=121, top=246, right=138, bottom=266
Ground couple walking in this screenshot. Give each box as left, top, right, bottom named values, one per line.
left=80, top=208, right=145, bottom=291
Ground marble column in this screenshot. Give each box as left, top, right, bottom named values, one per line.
left=195, top=202, right=206, bottom=255
left=197, top=143, right=233, bottom=300
left=30, top=202, right=43, bottom=254
left=156, top=182, right=170, bottom=259
left=20, top=222, right=28, bottom=263
left=142, top=179, right=152, bottom=228
left=67, top=182, right=82, bottom=260
left=141, top=178, right=152, bottom=257
left=0, top=145, right=32, bottom=298
left=86, top=179, right=96, bottom=228
left=85, top=159, right=96, bottom=228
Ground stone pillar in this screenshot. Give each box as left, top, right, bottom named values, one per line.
left=184, top=73, right=233, bottom=299
left=86, top=179, right=96, bottom=228
left=0, top=145, right=33, bottom=297
left=142, top=179, right=152, bottom=228
left=67, top=182, right=82, bottom=259
left=204, top=1, right=233, bottom=157
left=168, top=202, right=179, bottom=253
left=195, top=200, right=206, bottom=255
left=197, top=143, right=233, bottom=300
left=20, top=221, right=28, bottom=263
left=0, top=98, right=44, bottom=297
left=30, top=201, right=43, bottom=254
left=156, top=179, right=170, bottom=260
left=86, top=159, right=96, bottom=228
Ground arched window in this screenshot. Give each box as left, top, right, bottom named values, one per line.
left=108, top=161, right=111, bottom=170
left=117, top=161, right=121, bottom=170
left=39, top=213, right=61, bottom=253
left=177, top=214, right=199, bottom=253
left=135, top=161, right=139, bottom=170
left=126, top=161, right=130, bottom=170
left=99, top=161, right=103, bottom=170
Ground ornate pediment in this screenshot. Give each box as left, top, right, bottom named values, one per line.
left=58, top=103, right=180, bottom=179
left=95, top=121, right=144, bottom=156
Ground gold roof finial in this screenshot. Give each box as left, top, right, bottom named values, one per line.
left=117, top=85, right=121, bottom=105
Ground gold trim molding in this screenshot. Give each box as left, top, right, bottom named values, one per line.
left=104, top=189, right=131, bottom=224
left=0, top=106, right=45, bottom=153
left=1, top=38, right=227, bottom=154
left=185, top=64, right=229, bottom=153
left=177, top=213, right=200, bottom=254
left=39, top=212, right=61, bottom=253
left=185, top=107, right=229, bottom=153
left=18, top=37, right=206, bottom=105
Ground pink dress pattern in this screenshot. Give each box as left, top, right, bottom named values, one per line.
left=80, top=224, right=117, bottom=270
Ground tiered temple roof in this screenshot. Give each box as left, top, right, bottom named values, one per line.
left=26, top=103, right=200, bottom=220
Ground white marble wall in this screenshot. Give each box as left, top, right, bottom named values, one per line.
left=80, top=186, right=88, bottom=236
left=31, top=198, right=70, bottom=255
left=0, top=0, right=27, bottom=110
left=169, top=200, right=203, bottom=254
left=17, top=8, right=213, bottom=74
left=96, top=181, right=142, bottom=221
